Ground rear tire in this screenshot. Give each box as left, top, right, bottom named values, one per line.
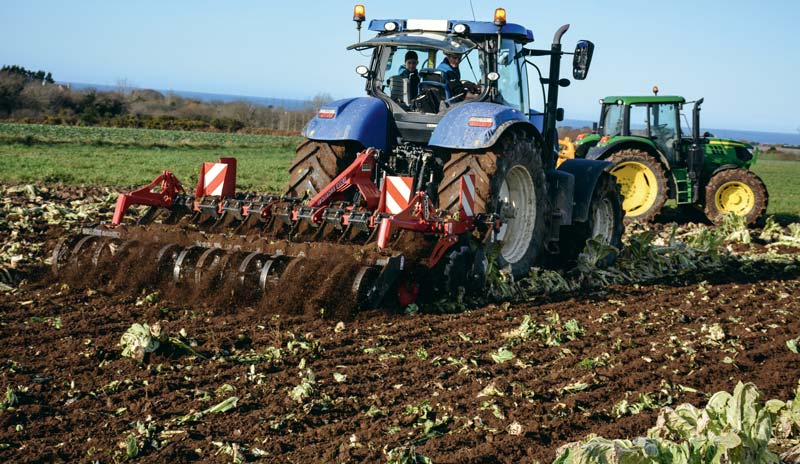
left=607, top=149, right=668, bottom=223
left=557, top=173, right=624, bottom=267
left=284, top=139, right=357, bottom=198
left=438, top=132, right=548, bottom=279
left=704, top=168, right=768, bottom=225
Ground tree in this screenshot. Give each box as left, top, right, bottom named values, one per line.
left=0, top=71, right=26, bottom=116
left=115, top=78, right=137, bottom=96
left=309, top=92, right=334, bottom=112
left=0, top=65, right=54, bottom=84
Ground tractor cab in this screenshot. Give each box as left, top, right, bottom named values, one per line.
left=595, top=96, right=686, bottom=164
left=348, top=18, right=536, bottom=142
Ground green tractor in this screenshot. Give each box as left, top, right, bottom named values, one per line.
left=574, top=91, right=768, bottom=224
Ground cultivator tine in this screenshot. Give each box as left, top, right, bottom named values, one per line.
left=69, top=236, right=98, bottom=266
left=156, top=244, right=181, bottom=274
left=90, top=238, right=122, bottom=267
left=352, top=266, right=380, bottom=306
left=237, top=252, right=270, bottom=290
left=52, top=237, right=80, bottom=273
left=193, top=247, right=226, bottom=285
left=236, top=251, right=291, bottom=291
left=172, top=246, right=204, bottom=284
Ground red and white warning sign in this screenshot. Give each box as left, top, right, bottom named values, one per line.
left=379, top=176, right=414, bottom=214
left=195, top=158, right=237, bottom=198
left=459, top=174, right=476, bottom=217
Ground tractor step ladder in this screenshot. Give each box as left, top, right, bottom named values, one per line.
left=673, top=168, right=692, bottom=204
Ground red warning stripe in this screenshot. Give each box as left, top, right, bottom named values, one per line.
left=459, top=174, right=475, bottom=217
left=384, top=176, right=413, bottom=214
left=202, top=163, right=227, bottom=196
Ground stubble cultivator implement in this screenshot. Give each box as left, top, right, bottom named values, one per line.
left=53, top=151, right=487, bottom=309
left=53, top=6, right=626, bottom=311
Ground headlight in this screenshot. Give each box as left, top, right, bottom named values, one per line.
left=453, top=23, right=469, bottom=34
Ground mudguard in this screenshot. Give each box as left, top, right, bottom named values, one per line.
left=303, top=97, right=390, bottom=151
left=557, top=158, right=614, bottom=223
left=709, top=164, right=741, bottom=177
left=428, top=102, right=537, bottom=150
left=586, top=139, right=670, bottom=170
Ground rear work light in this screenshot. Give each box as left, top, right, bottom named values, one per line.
left=468, top=117, right=493, bottom=127
left=318, top=109, right=336, bottom=119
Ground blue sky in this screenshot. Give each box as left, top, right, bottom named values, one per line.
left=2, top=0, right=798, bottom=132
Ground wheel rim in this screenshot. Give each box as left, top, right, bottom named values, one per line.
left=592, top=197, right=616, bottom=243
left=610, top=161, right=658, bottom=217
left=714, top=181, right=755, bottom=216
left=495, top=166, right=536, bottom=265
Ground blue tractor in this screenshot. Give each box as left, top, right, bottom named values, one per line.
left=54, top=7, right=625, bottom=309
left=288, top=7, right=624, bottom=280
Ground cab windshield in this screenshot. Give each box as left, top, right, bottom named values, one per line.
left=352, top=32, right=493, bottom=114
left=601, top=104, right=624, bottom=136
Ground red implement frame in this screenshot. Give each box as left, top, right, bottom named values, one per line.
left=111, top=171, right=185, bottom=225
left=110, top=150, right=481, bottom=269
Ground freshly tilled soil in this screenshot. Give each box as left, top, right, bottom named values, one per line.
left=1, top=186, right=799, bottom=462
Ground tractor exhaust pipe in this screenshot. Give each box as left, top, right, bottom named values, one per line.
left=692, top=98, right=704, bottom=141
left=688, top=98, right=706, bottom=201
left=543, top=24, right=570, bottom=169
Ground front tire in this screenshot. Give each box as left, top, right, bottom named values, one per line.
left=607, top=149, right=668, bottom=223
left=438, top=132, right=548, bottom=279
left=557, top=172, right=624, bottom=267
left=704, top=168, right=768, bottom=225
left=284, top=139, right=356, bottom=198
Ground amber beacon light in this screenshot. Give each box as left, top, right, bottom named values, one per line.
left=494, top=8, right=507, bottom=26
left=353, top=4, right=366, bottom=23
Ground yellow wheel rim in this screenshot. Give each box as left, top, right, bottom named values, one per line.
left=714, top=181, right=755, bottom=216
left=610, top=161, right=659, bottom=217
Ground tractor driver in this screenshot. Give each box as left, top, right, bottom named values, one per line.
left=397, top=51, right=420, bottom=100
left=437, top=52, right=479, bottom=102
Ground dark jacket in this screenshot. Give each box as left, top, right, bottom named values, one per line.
left=398, top=65, right=420, bottom=100
left=436, top=60, right=463, bottom=101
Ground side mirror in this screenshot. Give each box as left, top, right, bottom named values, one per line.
left=572, top=40, right=594, bottom=80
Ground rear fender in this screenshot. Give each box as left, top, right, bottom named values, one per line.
left=303, top=97, right=390, bottom=151
left=709, top=164, right=740, bottom=177
left=428, top=102, right=538, bottom=150
left=557, top=158, right=614, bottom=223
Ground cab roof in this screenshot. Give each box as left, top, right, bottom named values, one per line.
left=602, top=96, right=687, bottom=105
left=368, top=19, right=534, bottom=43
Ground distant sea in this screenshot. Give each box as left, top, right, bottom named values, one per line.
left=69, top=83, right=800, bottom=146
left=69, top=82, right=310, bottom=111
left=561, top=118, right=800, bottom=146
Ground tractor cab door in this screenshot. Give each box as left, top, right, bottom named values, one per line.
left=498, top=39, right=529, bottom=114
left=600, top=103, right=624, bottom=137
left=649, top=103, right=679, bottom=163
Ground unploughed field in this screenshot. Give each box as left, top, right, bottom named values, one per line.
left=1, top=124, right=800, bottom=463
left=0, top=123, right=799, bottom=220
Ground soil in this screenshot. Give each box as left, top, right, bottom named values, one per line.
left=1, top=186, right=800, bottom=463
